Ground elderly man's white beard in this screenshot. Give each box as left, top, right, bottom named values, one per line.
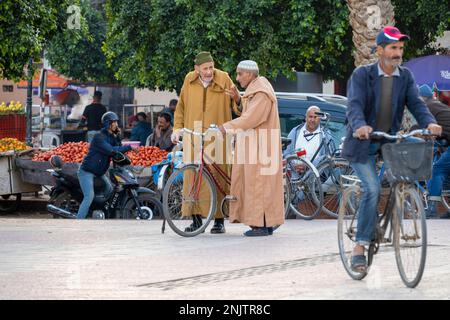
left=383, top=56, right=402, bottom=68
left=200, top=76, right=212, bottom=88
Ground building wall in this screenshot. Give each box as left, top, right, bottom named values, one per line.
left=134, top=88, right=178, bottom=107
left=0, top=79, right=46, bottom=106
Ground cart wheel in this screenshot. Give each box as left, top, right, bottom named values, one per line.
left=0, top=193, right=22, bottom=213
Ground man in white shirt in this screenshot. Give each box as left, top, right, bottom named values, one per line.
left=293, top=106, right=322, bottom=162
left=284, top=106, right=332, bottom=165
left=284, top=106, right=336, bottom=204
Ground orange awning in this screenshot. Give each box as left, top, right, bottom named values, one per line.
left=17, top=69, right=70, bottom=89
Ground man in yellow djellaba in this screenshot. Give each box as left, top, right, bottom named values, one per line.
left=171, top=52, right=240, bottom=234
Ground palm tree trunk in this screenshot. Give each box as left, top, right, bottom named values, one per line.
left=347, top=0, right=395, bottom=66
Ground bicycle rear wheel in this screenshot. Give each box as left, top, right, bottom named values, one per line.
left=442, top=189, right=450, bottom=212
left=318, top=158, right=354, bottom=218
left=162, top=164, right=216, bottom=237
left=392, top=185, right=427, bottom=288
left=285, top=156, right=323, bottom=220
left=337, top=185, right=367, bottom=280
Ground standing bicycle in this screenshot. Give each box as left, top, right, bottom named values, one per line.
left=163, top=125, right=232, bottom=237
left=341, top=25, right=442, bottom=277
left=339, top=130, right=435, bottom=287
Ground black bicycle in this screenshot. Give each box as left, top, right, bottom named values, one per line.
left=338, top=129, right=433, bottom=288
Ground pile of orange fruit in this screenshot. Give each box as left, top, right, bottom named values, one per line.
left=0, top=138, right=29, bottom=153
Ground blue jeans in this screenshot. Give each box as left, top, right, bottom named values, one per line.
left=428, top=148, right=450, bottom=200
left=350, top=143, right=381, bottom=246
left=77, top=168, right=109, bottom=219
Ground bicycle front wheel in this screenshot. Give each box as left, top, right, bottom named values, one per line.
left=392, top=185, right=427, bottom=288
left=285, top=156, right=323, bottom=220
left=162, top=164, right=217, bottom=237
left=337, top=185, right=367, bottom=280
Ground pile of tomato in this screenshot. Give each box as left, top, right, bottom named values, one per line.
left=126, top=146, right=168, bottom=166
left=31, top=143, right=167, bottom=166
left=32, top=142, right=90, bottom=163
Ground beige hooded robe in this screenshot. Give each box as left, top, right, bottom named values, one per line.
left=222, top=76, right=285, bottom=227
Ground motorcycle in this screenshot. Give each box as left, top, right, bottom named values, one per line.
left=46, top=152, right=163, bottom=220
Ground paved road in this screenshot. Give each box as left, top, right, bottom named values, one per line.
left=0, top=218, right=449, bottom=300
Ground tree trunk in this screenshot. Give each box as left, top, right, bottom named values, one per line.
left=347, top=0, right=395, bottom=67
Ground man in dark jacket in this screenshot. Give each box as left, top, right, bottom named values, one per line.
left=342, top=26, right=442, bottom=272
left=76, top=112, right=136, bottom=219
left=148, top=112, right=174, bottom=151
left=130, top=112, right=153, bottom=146
left=419, top=84, right=450, bottom=219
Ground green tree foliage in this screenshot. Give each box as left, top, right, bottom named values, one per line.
left=392, top=0, right=450, bottom=58
left=46, top=0, right=116, bottom=84
left=0, top=0, right=69, bottom=80
left=103, top=0, right=353, bottom=93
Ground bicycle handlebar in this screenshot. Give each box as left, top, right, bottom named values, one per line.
left=352, top=129, right=434, bottom=140
left=315, top=111, right=330, bottom=121
left=180, top=124, right=220, bottom=137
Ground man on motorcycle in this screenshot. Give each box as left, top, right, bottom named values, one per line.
left=74, top=111, right=137, bottom=219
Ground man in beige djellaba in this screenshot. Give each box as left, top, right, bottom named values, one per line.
left=171, top=52, right=240, bottom=234
left=218, top=60, right=285, bottom=236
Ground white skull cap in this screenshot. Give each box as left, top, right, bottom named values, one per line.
left=237, top=60, right=259, bottom=72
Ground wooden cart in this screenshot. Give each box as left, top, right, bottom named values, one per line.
left=0, top=150, right=42, bottom=213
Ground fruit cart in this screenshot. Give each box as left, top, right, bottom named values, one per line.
left=0, top=150, right=42, bottom=213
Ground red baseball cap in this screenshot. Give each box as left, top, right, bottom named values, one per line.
left=372, top=26, right=410, bottom=52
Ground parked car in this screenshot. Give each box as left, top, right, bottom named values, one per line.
left=276, top=93, right=347, bottom=148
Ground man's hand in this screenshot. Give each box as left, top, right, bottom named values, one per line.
left=171, top=130, right=181, bottom=144
left=427, top=123, right=442, bottom=136
left=355, top=125, right=373, bottom=140
left=225, top=86, right=241, bottom=105
left=154, top=126, right=161, bottom=139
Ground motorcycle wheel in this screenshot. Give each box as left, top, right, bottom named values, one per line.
left=120, top=193, right=164, bottom=220
left=49, top=191, right=80, bottom=219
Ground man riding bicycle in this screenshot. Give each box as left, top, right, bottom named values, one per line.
left=341, top=26, right=442, bottom=272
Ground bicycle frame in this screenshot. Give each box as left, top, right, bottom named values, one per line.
left=180, top=127, right=231, bottom=201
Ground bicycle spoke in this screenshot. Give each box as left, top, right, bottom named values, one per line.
left=286, top=158, right=323, bottom=220
left=163, top=165, right=217, bottom=237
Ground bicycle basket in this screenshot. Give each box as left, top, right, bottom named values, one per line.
left=381, top=140, right=434, bottom=183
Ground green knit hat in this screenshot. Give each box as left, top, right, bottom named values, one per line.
left=194, top=51, right=214, bottom=65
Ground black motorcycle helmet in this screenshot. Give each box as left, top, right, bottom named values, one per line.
left=101, top=111, right=120, bottom=129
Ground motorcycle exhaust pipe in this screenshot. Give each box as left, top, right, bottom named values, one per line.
left=47, top=204, right=77, bottom=219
